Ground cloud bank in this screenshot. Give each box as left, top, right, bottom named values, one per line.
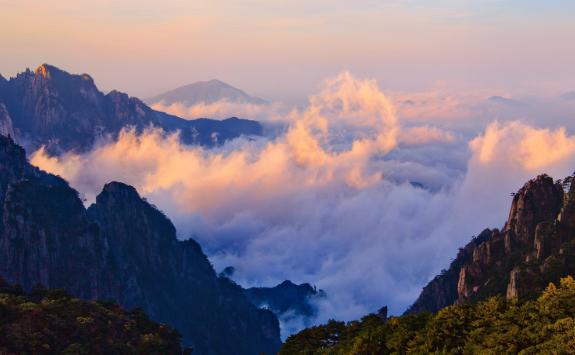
left=30, top=72, right=575, bottom=337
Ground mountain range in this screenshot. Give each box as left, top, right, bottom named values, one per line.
left=0, top=65, right=263, bottom=155
left=0, top=134, right=281, bottom=354
left=145, top=79, right=268, bottom=107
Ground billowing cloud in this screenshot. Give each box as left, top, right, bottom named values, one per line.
left=470, top=121, right=575, bottom=171
left=30, top=72, right=575, bottom=338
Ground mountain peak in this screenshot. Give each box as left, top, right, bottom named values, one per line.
left=146, top=79, right=267, bottom=106
left=99, top=181, right=141, bottom=201
left=33, top=64, right=94, bottom=84
left=34, top=63, right=63, bottom=79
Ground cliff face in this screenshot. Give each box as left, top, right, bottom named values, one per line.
left=0, top=135, right=280, bottom=355
left=0, top=104, right=14, bottom=137
left=0, top=64, right=263, bottom=154
left=408, top=174, right=575, bottom=314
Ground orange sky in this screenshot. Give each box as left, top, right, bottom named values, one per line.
left=1, top=0, right=575, bottom=101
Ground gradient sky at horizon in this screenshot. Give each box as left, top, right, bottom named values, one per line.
left=1, top=0, right=574, bottom=102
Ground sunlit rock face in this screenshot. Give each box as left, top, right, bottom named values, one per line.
left=0, top=135, right=281, bottom=355
left=0, top=64, right=263, bottom=155
left=407, top=173, right=575, bottom=314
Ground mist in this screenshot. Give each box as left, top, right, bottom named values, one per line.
left=30, top=72, right=575, bottom=336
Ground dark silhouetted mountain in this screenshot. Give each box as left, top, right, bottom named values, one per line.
left=146, top=79, right=268, bottom=107
left=407, top=173, right=575, bottom=314
left=245, top=280, right=325, bottom=321
left=156, top=112, right=262, bottom=146
left=0, top=65, right=263, bottom=154
left=0, top=134, right=280, bottom=355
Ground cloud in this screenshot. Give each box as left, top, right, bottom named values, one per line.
left=151, top=100, right=287, bottom=121
left=470, top=121, right=575, bottom=171
left=399, top=125, right=456, bottom=146
left=29, top=72, right=575, bottom=338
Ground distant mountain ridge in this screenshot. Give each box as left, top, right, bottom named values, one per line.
left=0, top=134, right=280, bottom=354
left=0, top=64, right=263, bottom=154
left=146, top=79, right=268, bottom=106
left=407, top=173, right=575, bottom=314
left=245, top=280, right=326, bottom=335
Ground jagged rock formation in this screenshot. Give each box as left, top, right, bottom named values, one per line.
left=0, top=64, right=262, bottom=154
left=408, top=174, right=575, bottom=314
left=245, top=280, right=326, bottom=337
left=245, top=280, right=325, bottom=321
left=0, top=135, right=280, bottom=355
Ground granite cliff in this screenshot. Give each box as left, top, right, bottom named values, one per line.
left=408, top=173, right=575, bottom=314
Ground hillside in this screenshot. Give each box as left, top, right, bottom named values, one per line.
left=408, top=173, right=575, bottom=314
left=281, top=276, right=575, bottom=354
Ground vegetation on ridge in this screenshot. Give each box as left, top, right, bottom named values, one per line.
left=281, top=276, right=575, bottom=354
left=0, top=279, right=182, bottom=355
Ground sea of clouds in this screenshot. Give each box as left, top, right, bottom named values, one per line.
left=31, top=73, right=575, bottom=337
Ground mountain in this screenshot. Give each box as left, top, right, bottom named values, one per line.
left=407, top=173, right=575, bottom=314
left=0, top=279, right=183, bottom=354
left=245, top=280, right=326, bottom=333
left=282, top=172, right=575, bottom=354
left=0, top=65, right=263, bottom=154
left=0, top=134, right=280, bottom=354
left=146, top=79, right=268, bottom=107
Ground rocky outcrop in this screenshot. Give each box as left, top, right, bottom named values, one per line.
left=0, top=104, right=14, bottom=137
left=0, top=135, right=281, bottom=355
left=503, top=175, right=563, bottom=245
left=245, top=280, right=325, bottom=320
left=408, top=174, right=575, bottom=314
left=245, top=280, right=326, bottom=338
left=0, top=64, right=263, bottom=154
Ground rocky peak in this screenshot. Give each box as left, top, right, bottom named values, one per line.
left=245, top=279, right=325, bottom=327
left=105, top=90, right=155, bottom=125
left=505, top=174, right=563, bottom=244
left=34, top=64, right=57, bottom=79
left=409, top=172, right=575, bottom=315
left=97, top=181, right=142, bottom=204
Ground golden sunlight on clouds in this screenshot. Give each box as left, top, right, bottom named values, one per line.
left=32, top=72, right=398, bottom=211
left=470, top=121, right=575, bottom=171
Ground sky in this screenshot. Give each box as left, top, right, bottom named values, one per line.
left=2, top=0, right=575, bottom=102
left=4, top=0, right=575, bottom=338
